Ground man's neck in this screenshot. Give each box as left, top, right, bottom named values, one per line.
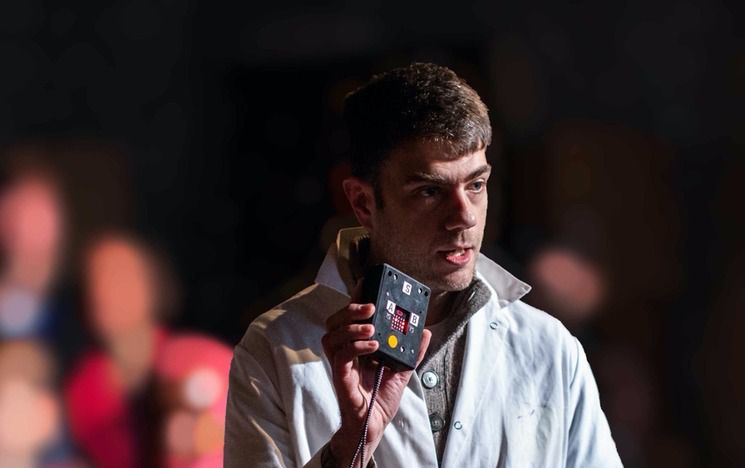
left=425, top=290, right=458, bottom=326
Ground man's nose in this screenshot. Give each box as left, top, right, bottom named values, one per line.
left=444, top=189, right=477, bottom=231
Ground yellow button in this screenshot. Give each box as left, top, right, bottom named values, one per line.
left=387, top=334, right=398, bottom=348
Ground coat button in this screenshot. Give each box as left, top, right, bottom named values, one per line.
left=429, top=413, right=445, bottom=432
left=453, top=420, right=463, bottom=430
left=421, top=370, right=439, bottom=389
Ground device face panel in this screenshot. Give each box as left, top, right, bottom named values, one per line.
left=362, top=264, right=430, bottom=370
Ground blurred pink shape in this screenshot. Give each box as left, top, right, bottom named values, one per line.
left=190, top=452, right=223, bottom=468
left=84, top=235, right=158, bottom=341
left=156, top=333, right=232, bottom=419
left=157, top=334, right=231, bottom=468
left=0, top=173, right=64, bottom=266
left=527, top=246, right=607, bottom=325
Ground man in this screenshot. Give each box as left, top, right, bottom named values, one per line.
left=224, top=62, right=622, bottom=467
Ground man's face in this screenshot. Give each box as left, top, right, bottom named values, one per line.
left=367, top=139, right=491, bottom=294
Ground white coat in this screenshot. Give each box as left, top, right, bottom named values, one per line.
left=225, top=228, right=623, bottom=467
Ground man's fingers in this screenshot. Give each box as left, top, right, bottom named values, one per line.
left=334, top=339, right=379, bottom=365
left=329, top=340, right=380, bottom=389
left=321, top=323, right=375, bottom=356
left=325, top=303, right=375, bottom=331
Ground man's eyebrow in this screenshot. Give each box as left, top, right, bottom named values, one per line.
left=404, top=164, right=492, bottom=185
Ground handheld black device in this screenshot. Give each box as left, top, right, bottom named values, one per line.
left=359, top=263, right=430, bottom=370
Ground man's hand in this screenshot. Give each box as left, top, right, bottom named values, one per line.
left=321, top=289, right=431, bottom=467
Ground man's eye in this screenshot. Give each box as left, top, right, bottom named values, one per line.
left=419, top=186, right=440, bottom=197
left=470, top=180, right=486, bottom=192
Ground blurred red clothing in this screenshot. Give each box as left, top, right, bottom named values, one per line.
left=64, top=329, right=168, bottom=468
left=64, top=330, right=232, bottom=468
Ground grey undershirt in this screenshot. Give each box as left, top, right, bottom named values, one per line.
left=418, top=278, right=492, bottom=465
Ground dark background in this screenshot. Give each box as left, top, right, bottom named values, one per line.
left=2, top=0, right=744, bottom=466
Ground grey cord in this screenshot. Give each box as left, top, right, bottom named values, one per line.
left=348, top=364, right=386, bottom=468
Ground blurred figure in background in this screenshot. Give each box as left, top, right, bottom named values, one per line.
left=65, top=231, right=231, bottom=468
left=0, top=146, right=86, bottom=467
left=0, top=152, right=81, bottom=362
left=0, top=340, right=84, bottom=468
left=0, top=136, right=134, bottom=373
left=526, top=244, right=608, bottom=334
left=65, top=232, right=167, bottom=467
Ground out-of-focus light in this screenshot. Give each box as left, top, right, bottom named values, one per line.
left=157, top=335, right=231, bottom=423
left=0, top=341, right=62, bottom=462
left=189, top=452, right=223, bottom=468
left=528, top=246, right=607, bottom=325
left=0, top=378, right=59, bottom=455
left=193, top=411, right=223, bottom=455
left=0, top=289, right=43, bottom=337
left=165, top=409, right=196, bottom=455
left=183, top=368, right=221, bottom=411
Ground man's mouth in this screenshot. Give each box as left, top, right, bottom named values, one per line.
left=440, top=247, right=473, bottom=266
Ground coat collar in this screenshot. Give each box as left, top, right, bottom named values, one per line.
left=314, top=227, right=531, bottom=307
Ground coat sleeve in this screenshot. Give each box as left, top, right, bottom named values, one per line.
left=566, top=337, right=624, bottom=468
left=224, top=337, right=326, bottom=468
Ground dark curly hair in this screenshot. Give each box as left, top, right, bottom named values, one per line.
left=343, top=62, right=492, bottom=185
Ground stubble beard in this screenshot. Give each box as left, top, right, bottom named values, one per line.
left=370, top=228, right=479, bottom=294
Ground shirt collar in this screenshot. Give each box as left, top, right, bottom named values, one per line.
left=314, top=226, right=531, bottom=307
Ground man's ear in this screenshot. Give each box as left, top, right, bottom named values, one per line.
left=342, top=176, right=376, bottom=230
